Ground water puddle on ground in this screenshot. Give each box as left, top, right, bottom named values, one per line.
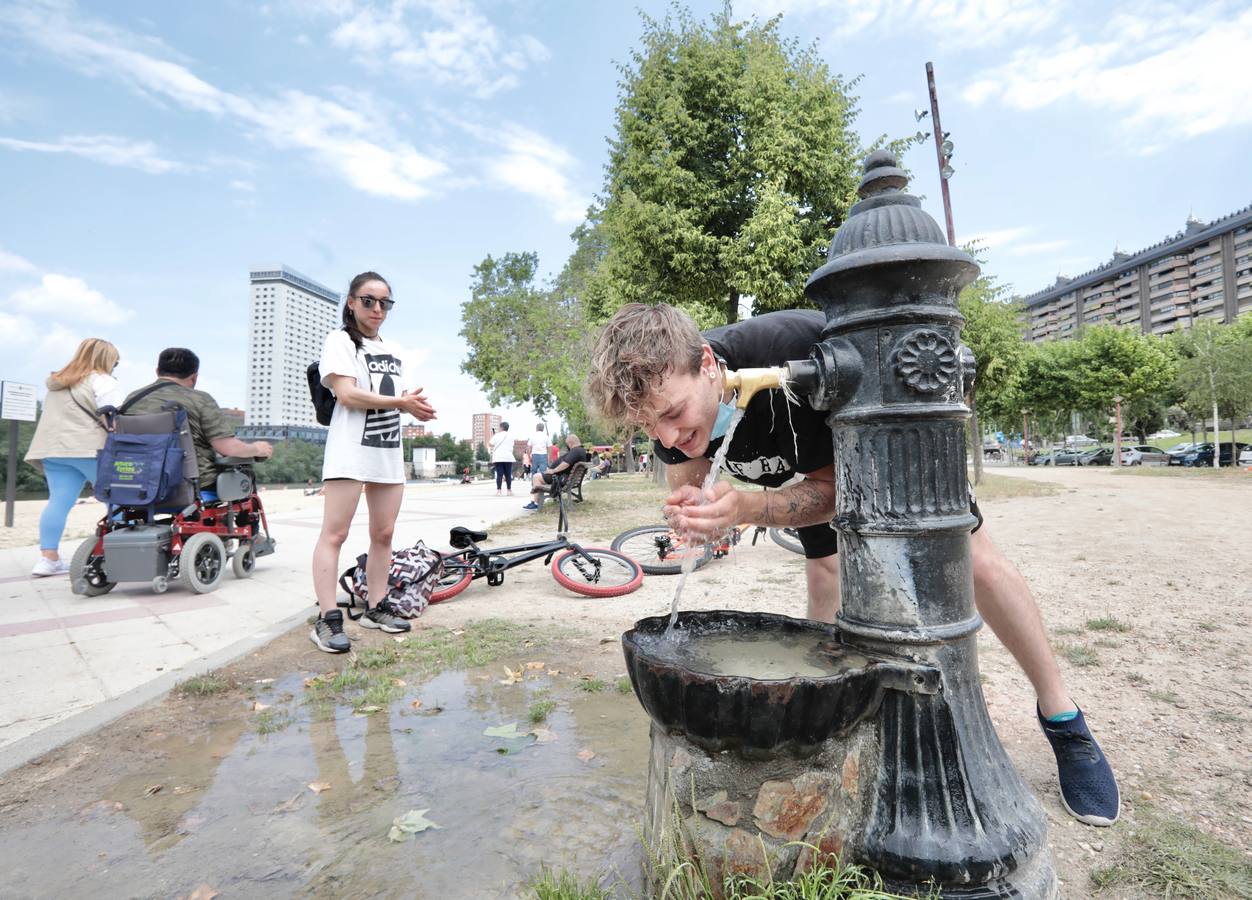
left=0, top=649, right=651, bottom=898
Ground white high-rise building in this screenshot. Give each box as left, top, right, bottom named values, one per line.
left=247, top=265, right=341, bottom=427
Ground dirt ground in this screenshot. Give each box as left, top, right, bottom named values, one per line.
left=2, top=465, right=1250, bottom=896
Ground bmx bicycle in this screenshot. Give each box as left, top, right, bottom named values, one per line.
left=430, top=525, right=644, bottom=602
left=610, top=522, right=804, bottom=576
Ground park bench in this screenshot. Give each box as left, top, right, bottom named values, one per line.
left=547, top=460, right=590, bottom=533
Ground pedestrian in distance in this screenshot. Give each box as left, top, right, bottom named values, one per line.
left=24, top=338, right=125, bottom=577
left=489, top=421, right=515, bottom=495
left=311, top=271, right=436, bottom=653
left=529, top=422, right=551, bottom=480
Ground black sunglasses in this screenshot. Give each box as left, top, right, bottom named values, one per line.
left=355, top=294, right=395, bottom=311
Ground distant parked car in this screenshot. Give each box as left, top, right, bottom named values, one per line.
left=1064, top=434, right=1099, bottom=447
left=1166, top=442, right=1200, bottom=466
left=1027, top=451, right=1053, bottom=466
left=1053, top=448, right=1088, bottom=466
left=1120, top=445, right=1169, bottom=466
left=1079, top=448, right=1114, bottom=466
left=1149, top=429, right=1181, bottom=440
left=1240, top=446, right=1252, bottom=467
left=1183, top=442, right=1250, bottom=467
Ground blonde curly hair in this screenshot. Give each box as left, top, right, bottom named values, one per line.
left=586, top=304, right=704, bottom=426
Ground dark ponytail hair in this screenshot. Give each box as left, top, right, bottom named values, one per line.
left=342, top=270, right=391, bottom=350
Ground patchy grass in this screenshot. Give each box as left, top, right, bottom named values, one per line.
left=253, top=708, right=294, bottom=736
left=174, top=672, right=232, bottom=697
left=485, top=474, right=673, bottom=544
left=972, top=474, right=1062, bottom=500
left=1197, top=622, right=1221, bottom=633
left=1207, top=709, right=1243, bottom=725
left=1148, top=690, right=1187, bottom=708
left=530, top=867, right=613, bottom=900
left=1086, top=615, right=1131, bottom=633
left=615, top=676, right=633, bottom=695
left=1052, top=626, right=1084, bottom=637
left=1126, top=672, right=1148, bottom=685
left=528, top=698, right=557, bottom=724
left=1060, top=644, right=1100, bottom=667
left=1090, top=809, right=1252, bottom=897
left=577, top=678, right=608, bottom=694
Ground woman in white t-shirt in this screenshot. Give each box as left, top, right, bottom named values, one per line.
left=488, top=421, right=516, bottom=495
left=311, top=271, right=436, bottom=653
left=24, top=339, right=125, bottom=577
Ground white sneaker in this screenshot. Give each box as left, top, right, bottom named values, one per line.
left=31, top=558, right=70, bottom=577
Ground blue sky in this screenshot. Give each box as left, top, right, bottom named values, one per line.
left=1, top=0, right=1249, bottom=440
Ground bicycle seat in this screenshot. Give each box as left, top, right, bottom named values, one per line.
left=449, top=526, right=488, bottom=548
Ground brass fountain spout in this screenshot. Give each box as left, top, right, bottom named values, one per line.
left=721, top=367, right=787, bottom=409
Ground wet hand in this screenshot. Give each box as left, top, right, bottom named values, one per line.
left=664, top=481, right=740, bottom=540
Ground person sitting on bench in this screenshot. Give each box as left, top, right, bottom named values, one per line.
left=522, top=433, right=587, bottom=510
left=123, top=348, right=273, bottom=501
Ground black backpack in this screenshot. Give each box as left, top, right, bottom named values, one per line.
left=307, top=362, right=335, bottom=426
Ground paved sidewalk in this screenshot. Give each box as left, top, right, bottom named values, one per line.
left=0, top=481, right=528, bottom=770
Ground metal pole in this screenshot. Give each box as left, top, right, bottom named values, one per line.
left=1023, top=408, right=1031, bottom=464
left=1114, top=396, right=1122, bottom=467
left=5, top=420, right=16, bottom=527
left=926, top=61, right=956, bottom=247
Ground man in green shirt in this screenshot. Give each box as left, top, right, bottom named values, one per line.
left=123, top=348, right=272, bottom=499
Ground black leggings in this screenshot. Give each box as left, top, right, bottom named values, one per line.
left=493, top=462, right=513, bottom=490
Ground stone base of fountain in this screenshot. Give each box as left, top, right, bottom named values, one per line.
left=643, top=721, right=876, bottom=892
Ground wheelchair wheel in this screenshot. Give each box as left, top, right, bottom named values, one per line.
left=768, top=527, right=805, bottom=555
left=231, top=545, right=256, bottom=579
left=611, top=525, right=712, bottom=576
left=70, top=536, right=115, bottom=597
left=551, top=548, right=643, bottom=598
left=180, top=533, right=226, bottom=594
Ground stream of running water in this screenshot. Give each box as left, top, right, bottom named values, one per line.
left=666, top=407, right=747, bottom=633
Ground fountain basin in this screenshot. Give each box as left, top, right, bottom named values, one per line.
left=622, top=611, right=940, bottom=758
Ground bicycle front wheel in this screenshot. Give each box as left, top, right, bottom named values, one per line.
left=611, top=525, right=712, bottom=576
left=551, top=548, right=644, bottom=598
left=768, top=527, right=805, bottom=555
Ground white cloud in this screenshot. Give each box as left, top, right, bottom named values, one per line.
left=0, top=2, right=448, bottom=200
left=963, top=226, right=1070, bottom=259
left=229, top=179, right=255, bottom=192
left=324, top=0, right=550, bottom=98
left=0, top=248, right=37, bottom=274
left=963, top=226, right=1032, bottom=249
left=1007, top=240, right=1071, bottom=257
left=459, top=121, right=589, bottom=224
left=0, top=134, right=186, bottom=173
left=960, top=4, right=1252, bottom=148
left=11, top=274, right=135, bottom=324
left=740, top=0, right=1066, bottom=48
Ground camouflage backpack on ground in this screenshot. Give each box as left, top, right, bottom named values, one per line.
left=337, top=540, right=443, bottom=619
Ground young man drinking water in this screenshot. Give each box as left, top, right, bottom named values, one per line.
left=586, top=302, right=1120, bottom=828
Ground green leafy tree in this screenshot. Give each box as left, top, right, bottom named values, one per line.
left=596, top=4, right=865, bottom=324
left=1070, top=325, right=1176, bottom=418
left=1016, top=340, right=1082, bottom=444
left=475, top=442, right=489, bottom=462
left=256, top=439, right=325, bottom=485
left=958, top=273, right=1027, bottom=477
left=1172, top=318, right=1252, bottom=465
left=459, top=252, right=592, bottom=430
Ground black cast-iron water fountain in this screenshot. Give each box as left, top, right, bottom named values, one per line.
left=622, top=150, right=1057, bottom=898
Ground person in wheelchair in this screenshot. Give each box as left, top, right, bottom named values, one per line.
left=123, top=348, right=273, bottom=499
left=522, top=433, right=588, bottom=511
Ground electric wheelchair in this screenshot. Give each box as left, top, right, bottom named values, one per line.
left=70, top=404, right=276, bottom=596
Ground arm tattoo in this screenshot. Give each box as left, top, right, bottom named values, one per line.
left=760, top=479, right=835, bottom=527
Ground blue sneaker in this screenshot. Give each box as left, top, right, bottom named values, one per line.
left=522, top=502, right=539, bottom=511
left=1037, top=706, right=1120, bottom=826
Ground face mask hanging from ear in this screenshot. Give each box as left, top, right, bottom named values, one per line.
left=711, top=397, right=738, bottom=440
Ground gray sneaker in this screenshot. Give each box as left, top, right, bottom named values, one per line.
left=360, top=600, right=411, bottom=633
left=310, top=609, right=351, bottom=653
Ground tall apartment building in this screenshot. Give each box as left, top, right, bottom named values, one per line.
left=247, top=265, right=341, bottom=427
left=1022, top=207, right=1252, bottom=341
left=471, top=413, right=501, bottom=450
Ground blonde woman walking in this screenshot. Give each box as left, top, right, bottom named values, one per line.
left=25, top=338, right=124, bottom=576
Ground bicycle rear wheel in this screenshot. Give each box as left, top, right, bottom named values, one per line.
left=551, top=548, right=643, bottom=597
left=430, top=559, right=474, bottom=602
left=768, top=527, right=805, bottom=555
left=611, top=525, right=713, bottom=576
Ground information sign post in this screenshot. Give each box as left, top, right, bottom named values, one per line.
left=1, top=381, right=38, bottom=527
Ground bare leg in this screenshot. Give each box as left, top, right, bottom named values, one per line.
left=362, top=483, right=403, bottom=610
left=312, top=480, right=364, bottom=614
left=971, top=524, right=1072, bottom=717
left=804, top=555, right=840, bottom=623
